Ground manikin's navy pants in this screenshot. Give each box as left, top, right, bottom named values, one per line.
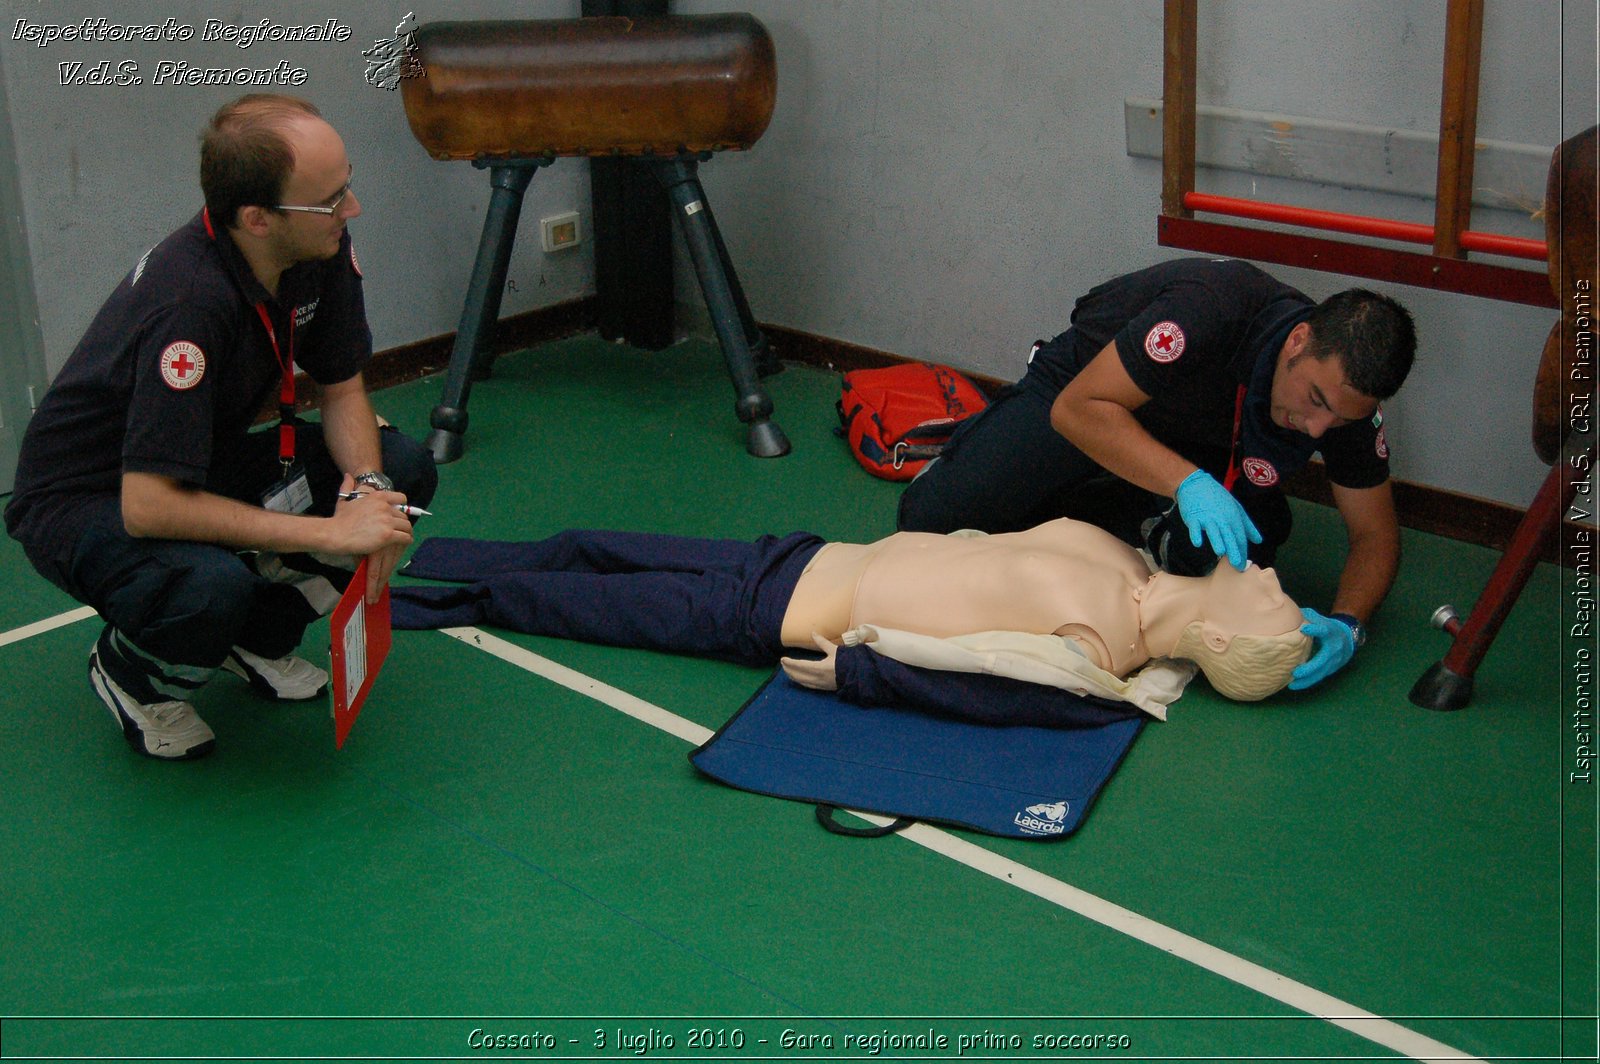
left=17, top=423, right=437, bottom=704
left=391, top=529, right=827, bottom=666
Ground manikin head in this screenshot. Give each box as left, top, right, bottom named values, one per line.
left=1168, top=562, right=1312, bottom=701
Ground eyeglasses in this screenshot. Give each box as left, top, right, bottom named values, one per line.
left=274, top=170, right=354, bottom=215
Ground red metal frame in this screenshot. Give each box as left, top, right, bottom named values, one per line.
left=1158, top=215, right=1557, bottom=309
left=1183, top=192, right=1547, bottom=262
left=1159, top=0, right=1550, bottom=309
left=1159, top=0, right=1575, bottom=711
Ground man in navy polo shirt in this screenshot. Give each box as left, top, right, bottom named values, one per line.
left=897, top=258, right=1415, bottom=693
left=5, top=94, right=436, bottom=760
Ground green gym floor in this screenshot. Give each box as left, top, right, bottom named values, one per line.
left=0, top=335, right=1593, bottom=1063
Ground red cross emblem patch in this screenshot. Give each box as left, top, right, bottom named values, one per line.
left=1242, top=457, right=1279, bottom=487
left=159, top=341, right=206, bottom=390
left=1144, top=321, right=1186, bottom=363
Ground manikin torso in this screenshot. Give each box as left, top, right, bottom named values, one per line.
left=780, top=518, right=1154, bottom=675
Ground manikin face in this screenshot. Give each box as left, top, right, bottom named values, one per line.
left=266, top=115, right=361, bottom=264
left=1269, top=323, right=1378, bottom=439
left=1194, top=561, right=1303, bottom=638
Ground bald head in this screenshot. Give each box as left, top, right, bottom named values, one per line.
left=200, top=94, right=324, bottom=228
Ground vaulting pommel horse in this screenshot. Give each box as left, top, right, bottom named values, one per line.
left=1409, top=125, right=1598, bottom=711
left=400, top=13, right=789, bottom=462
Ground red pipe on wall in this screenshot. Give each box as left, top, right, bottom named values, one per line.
left=1183, top=192, right=1548, bottom=262
left=1457, top=229, right=1550, bottom=260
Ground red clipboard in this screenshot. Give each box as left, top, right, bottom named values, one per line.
left=329, top=558, right=392, bottom=749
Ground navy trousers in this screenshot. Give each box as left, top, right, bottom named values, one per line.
left=392, top=530, right=826, bottom=666
left=393, top=529, right=1145, bottom=730
left=18, top=423, right=437, bottom=702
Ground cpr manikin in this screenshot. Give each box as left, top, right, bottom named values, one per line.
left=389, top=517, right=1314, bottom=722
left=777, top=518, right=1311, bottom=702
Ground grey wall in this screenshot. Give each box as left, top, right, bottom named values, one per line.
left=668, top=0, right=1594, bottom=511
left=3, top=0, right=1595, bottom=511
left=0, top=42, right=50, bottom=494
left=1, top=0, right=594, bottom=365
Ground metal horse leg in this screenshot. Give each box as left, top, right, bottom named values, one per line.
left=425, top=158, right=549, bottom=464
left=702, top=192, right=781, bottom=378
left=648, top=156, right=790, bottom=458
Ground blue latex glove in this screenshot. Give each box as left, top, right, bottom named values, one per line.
left=1289, top=607, right=1357, bottom=690
left=1173, top=469, right=1261, bottom=571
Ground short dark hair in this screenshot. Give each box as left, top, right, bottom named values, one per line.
left=199, top=94, right=322, bottom=228
left=1303, top=288, right=1417, bottom=400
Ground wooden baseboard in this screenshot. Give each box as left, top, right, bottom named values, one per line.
left=759, top=323, right=1013, bottom=397
left=1281, top=464, right=1591, bottom=564
left=346, top=310, right=1586, bottom=564
left=277, top=296, right=598, bottom=421
left=760, top=322, right=1589, bottom=563
left=365, top=296, right=599, bottom=393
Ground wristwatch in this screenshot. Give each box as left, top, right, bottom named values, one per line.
left=1329, top=612, right=1368, bottom=649
left=354, top=471, right=393, bottom=492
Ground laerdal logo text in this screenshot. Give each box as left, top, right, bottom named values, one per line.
left=1013, top=800, right=1069, bottom=835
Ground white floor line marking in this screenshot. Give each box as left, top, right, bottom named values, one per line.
left=897, top=822, right=1482, bottom=1064
left=0, top=605, right=96, bottom=649
left=451, top=625, right=1486, bottom=1064
left=439, top=627, right=713, bottom=746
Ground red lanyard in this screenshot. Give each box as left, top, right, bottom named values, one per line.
left=1222, top=384, right=1247, bottom=492
left=253, top=303, right=297, bottom=466
left=203, top=208, right=297, bottom=467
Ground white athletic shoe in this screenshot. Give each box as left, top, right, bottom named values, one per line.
left=222, top=647, right=329, bottom=701
left=89, top=649, right=216, bottom=760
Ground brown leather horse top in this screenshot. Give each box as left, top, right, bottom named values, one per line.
left=1534, top=125, right=1597, bottom=462
left=400, top=14, right=776, bottom=161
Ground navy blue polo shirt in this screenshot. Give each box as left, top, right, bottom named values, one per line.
left=5, top=210, right=371, bottom=541
left=1030, top=257, right=1390, bottom=493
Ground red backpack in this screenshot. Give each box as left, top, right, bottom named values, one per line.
left=837, top=362, right=988, bottom=481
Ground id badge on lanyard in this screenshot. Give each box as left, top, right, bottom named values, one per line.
left=253, top=301, right=309, bottom=513
left=201, top=209, right=309, bottom=515
left=262, top=461, right=313, bottom=514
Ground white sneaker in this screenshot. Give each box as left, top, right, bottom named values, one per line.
left=223, top=647, right=328, bottom=701
left=89, top=649, right=215, bottom=760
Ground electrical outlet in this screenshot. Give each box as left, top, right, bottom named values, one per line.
left=540, top=211, right=581, bottom=252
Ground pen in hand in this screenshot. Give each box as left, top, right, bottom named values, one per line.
left=337, top=491, right=432, bottom=518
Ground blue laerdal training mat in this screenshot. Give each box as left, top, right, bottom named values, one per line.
left=690, top=672, right=1144, bottom=840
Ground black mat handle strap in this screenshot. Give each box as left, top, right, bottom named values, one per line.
left=814, top=804, right=915, bottom=838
